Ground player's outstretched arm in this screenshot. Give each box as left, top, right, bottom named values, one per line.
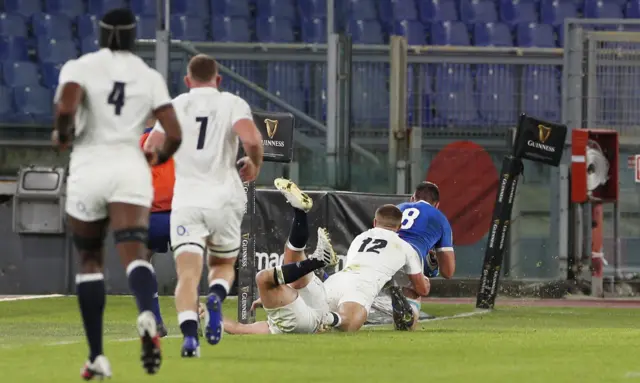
left=407, top=273, right=430, bottom=297
left=435, top=217, right=455, bottom=279
left=223, top=317, right=270, bottom=335
left=232, top=98, right=263, bottom=182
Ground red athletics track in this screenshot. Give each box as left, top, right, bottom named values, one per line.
left=422, top=297, right=640, bottom=309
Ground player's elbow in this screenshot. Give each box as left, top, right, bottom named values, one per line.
left=436, top=250, right=456, bottom=279
left=415, top=278, right=430, bottom=297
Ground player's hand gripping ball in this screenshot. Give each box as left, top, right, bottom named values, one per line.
left=426, top=249, right=439, bottom=278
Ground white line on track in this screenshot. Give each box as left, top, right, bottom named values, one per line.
left=421, top=309, right=490, bottom=322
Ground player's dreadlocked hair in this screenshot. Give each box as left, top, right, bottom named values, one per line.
left=99, top=8, right=137, bottom=51
left=413, top=181, right=440, bottom=204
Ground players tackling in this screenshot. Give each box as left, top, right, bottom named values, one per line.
left=53, top=8, right=182, bottom=379
left=222, top=179, right=429, bottom=334
left=145, top=54, right=263, bottom=356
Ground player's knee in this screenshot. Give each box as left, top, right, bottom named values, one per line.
left=207, top=252, right=238, bottom=268
left=113, top=227, right=148, bottom=246
left=73, top=234, right=104, bottom=253
left=255, top=269, right=276, bottom=288
left=173, top=242, right=205, bottom=258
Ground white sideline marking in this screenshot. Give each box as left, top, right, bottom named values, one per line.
left=0, top=294, right=64, bottom=302
left=45, top=335, right=182, bottom=348
left=420, top=309, right=490, bottom=322
left=625, top=372, right=640, bottom=379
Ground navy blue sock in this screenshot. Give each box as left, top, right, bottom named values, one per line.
left=150, top=276, right=163, bottom=324
left=126, top=260, right=156, bottom=313
left=287, top=208, right=309, bottom=250
left=178, top=312, right=199, bottom=338
left=76, top=273, right=106, bottom=362
left=208, top=279, right=230, bottom=302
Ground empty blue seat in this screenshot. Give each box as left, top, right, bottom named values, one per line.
left=346, top=0, right=378, bottom=20
left=517, top=23, right=556, bottom=48
left=395, top=20, right=427, bottom=45
left=77, top=14, right=100, bottom=39
left=170, top=15, right=208, bottom=41
left=430, top=21, right=470, bottom=46
left=460, top=0, right=498, bottom=24
left=0, top=13, right=28, bottom=37
left=626, top=0, right=640, bottom=18
left=256, top=0, right=297, bottom=20
left=211, top=16, right=251, bottom=42
left=500, top=0, right=538, bottom=27
left=32, top=13, right=73, bottom=40
left=379, top=0, right=418, bottom=28
left=37, top=39, right=78, bottom=64
left=14, top=86, right=54, bottom=123
left=211, top=0, right=251, bottom=18
left=584, top=1, right=623, bottom=18
left=218, top=59, right=262, bottom=106
left=419, top=0, right=458, bottom=23
left=522, top=66, right=561, bottom=123
left=473, top=22, right=512, bottom=46
left=4, top=0, right=42, bottom=18
left=298, top=0, right=326, bottom=19
left=45, top=0, right=85, bottom=18
left=352, top=63, right=387, bottom=125
left=0, top=37, right=29, bottom=61
left=40, top=62, right=62, bottom=89
left=136, top=16, right=156, bottom=39
left=3, top=61, right=40, bottom=87
left=540, top=0, right=578, bottom=27
left=130, top=0, right=157, bottom=16
left=301, top=18, right=327, bottom=43
left=80, top=37, right=100, bottom=54
left=267, top=62, right=305, bottom=112
left=256, top=17, right=295, bottom=42
left=347, top=19, right=384, bottom=44
left=0, top=86, right=16, bottom=121
left=87, top=0, right=127, bottom=16
left=433, top=64, right=479, bottom=125
left=475, top=65, right=516, bottom=126
left=172, top=0, right=209, bottom=17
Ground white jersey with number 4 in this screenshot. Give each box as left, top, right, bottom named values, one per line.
left=153, top=87, right=252, bottom=210
left=55, top=48, right=172, bottom=169
left=323, top=227, right=423, bottom=312
left=57, top=48, right=172, bottom=222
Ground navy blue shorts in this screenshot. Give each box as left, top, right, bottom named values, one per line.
left=148, top=211, right=171, bottom=253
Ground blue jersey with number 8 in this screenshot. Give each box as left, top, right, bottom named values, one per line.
left=396, top=201, right=453, bottom=264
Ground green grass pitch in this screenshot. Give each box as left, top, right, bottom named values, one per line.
left=0, top=296, right=639, bottom=383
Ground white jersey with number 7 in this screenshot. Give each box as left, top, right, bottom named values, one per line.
left=152, top=87, right=253, bottom=210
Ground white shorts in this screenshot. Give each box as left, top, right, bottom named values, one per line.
left=65, top=158, right=152, bottom=222
left=264, top=295, right=324, bottom=334
left=170, top=206, right=243, bottom=258
left=324, top=272, right=377, bottom=313
left=296, top=275, right=329, bottom=311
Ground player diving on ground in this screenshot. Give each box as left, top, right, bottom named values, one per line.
left=221, top=179, right=429, bottom=334
left=387, top=181, right=455, bottom=331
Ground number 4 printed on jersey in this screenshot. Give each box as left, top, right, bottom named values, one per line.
left=107, top=82, right=126, bottom=115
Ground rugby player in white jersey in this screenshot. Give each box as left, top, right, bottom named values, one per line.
left=222, top=180, right=430, bottom=334
left=52, top=8, right=182, bottom=380
left=144, top=54, right=263, bottom=357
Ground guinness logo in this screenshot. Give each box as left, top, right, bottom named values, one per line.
left=538, top=124, right=551, bottom=143
left=265, top=119, right=278, bottom=139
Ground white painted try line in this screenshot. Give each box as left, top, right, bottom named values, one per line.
left=421, top=309, right=490, bottom=322
left=45, top=335, right=182, bottom=348
left=0, top=294, right=64, bottom=302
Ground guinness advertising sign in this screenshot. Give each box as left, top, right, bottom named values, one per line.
left=251, top=111, right=294, bottom=163
left=512, top=114, right=567, bottom=167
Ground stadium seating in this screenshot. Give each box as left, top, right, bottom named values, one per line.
left=0, top=86, right=16, bottom=121
left=13, top=86, right=54, bottom=123
left=0, top=0, right=638, bottom=127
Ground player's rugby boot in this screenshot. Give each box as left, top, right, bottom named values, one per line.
left=274, top=178, right=313, bottom=212
left=181, top=336, right=200, bottom=358
left=388, top=285, right=415, bottom=331
left=157, top=322, right=168, bottom=338
left=204, top=293, right=223, bottom=345
left=309, top=227, right=338, bottom=267
left=137, top=311, right=162, bottom=375
left=80, top=355, right=112, bottom=380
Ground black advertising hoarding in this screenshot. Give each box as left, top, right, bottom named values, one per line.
left=476, top=156, right=522, bottom=309
left=512, top=114, right=567, bottom=167
left=252, top=111, right=294, bottom=163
